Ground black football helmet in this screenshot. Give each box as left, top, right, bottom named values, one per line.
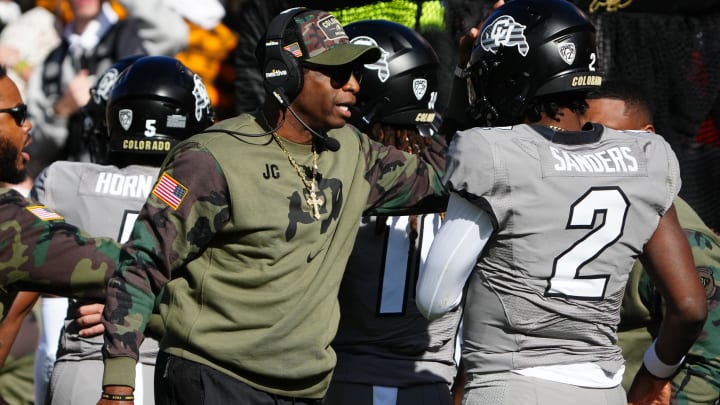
left=105, top=55, right=215, bottom=162
left=345, top=20, right=441, bottom=136
left=83, top=54, right=144, bottom=164
left=467, top=0, right=603, bottom=126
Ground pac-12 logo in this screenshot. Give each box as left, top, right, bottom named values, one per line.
left=558, top=42, right=576, bottom=65
left=412, top=79, right=428, bottom=101
left=480, top=15, right=529, bottom=57
left=119, top=109, right=133, bottom=131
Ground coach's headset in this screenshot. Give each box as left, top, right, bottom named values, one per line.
left=211, top=8, right=340, bottom=151
left=254, top=7, right=341, bottom=151
left=208, top=8, right=305, bottom=136
left=258, top=7, right=308, bottom=108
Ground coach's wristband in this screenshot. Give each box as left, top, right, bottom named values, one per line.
left=642, top=340, right=684, bottom=379
left=101, top=392, right=135, bottom=401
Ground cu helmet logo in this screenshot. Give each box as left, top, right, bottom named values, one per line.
left=350, top=35, right=390, bottom=83
left=192, top=74, right=211, bottom=122
left=481, top=15, right=530, bottom=57
left=93, top=68, right=120, bottom=104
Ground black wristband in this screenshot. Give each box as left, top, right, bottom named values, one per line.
left=101, top=392, right=135, bottom=401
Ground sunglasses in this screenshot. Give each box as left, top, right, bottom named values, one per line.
left=308, top=63, right=364, bottom=86
left=0, top=104, right=28, bottom=127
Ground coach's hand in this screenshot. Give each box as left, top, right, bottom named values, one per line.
left=76, top=303, right=105, bottom=337
left=627, top=365, right=671, bottom=405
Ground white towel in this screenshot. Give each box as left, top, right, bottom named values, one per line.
left=171, top=0, right=225, bottom=30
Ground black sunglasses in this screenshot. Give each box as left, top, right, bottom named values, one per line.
left=308, top=63, right=364, bottom=86
left=0, top=104, right=27, bottom=127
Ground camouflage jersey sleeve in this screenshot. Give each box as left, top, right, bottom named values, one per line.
left=0, top=188, right=119, bottom=318
left=102, top=143, right=230, bottom=388
left=360, top=131, right=448, bottom=216
left=638, top=198, right=720, bottom=401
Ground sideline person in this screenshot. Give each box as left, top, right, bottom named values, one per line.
left=99, top=8, right=448, bottom=405
left=583, top=78, right=720, bottom=405
left=416, top=1, right=708, bottom=404
left=324, top=19, right=461, bottom=405
left=0, top=66, right=119, bottom=325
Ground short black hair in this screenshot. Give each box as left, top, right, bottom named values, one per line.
left=0, top=65, right=7, bottom=79
left=525, top=92, right=589, bottom=123
left=586, top=79, right=654, bottom=123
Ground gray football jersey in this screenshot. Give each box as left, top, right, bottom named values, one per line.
left=31, top=161, right=160, bottom=363
left=445, top=124, right=680, bottom=376
left=331, top=214, right=461, bottom=387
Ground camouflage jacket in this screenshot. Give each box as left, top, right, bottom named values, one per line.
left=0, top=187, right=119, bottom=317
left=638, top=197, right=720, bottom=403
left=102, top=113, right=448, bottom=397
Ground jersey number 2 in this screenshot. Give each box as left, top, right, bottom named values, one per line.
left=546, top=187, right=629, bottom=301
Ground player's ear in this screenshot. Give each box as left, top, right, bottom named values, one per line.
left=643, top=124, right=655, bottom=133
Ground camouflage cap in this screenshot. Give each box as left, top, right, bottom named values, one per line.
left=288, top=9, right=381, bottom=66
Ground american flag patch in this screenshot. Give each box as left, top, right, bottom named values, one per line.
left=152, top=173, right=188, bottom=210
left=284, top=42, right=303, bottom=58
left=26, top=205, right=64, bottom=221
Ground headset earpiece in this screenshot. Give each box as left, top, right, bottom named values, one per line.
left=253, top=7, right=343, bottom=152
left=261, top=8, right=307, bottom=104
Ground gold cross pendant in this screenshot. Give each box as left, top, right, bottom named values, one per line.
left=306, top=186, right=324, bottom=220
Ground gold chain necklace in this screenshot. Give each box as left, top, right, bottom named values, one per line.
left=547, top=125, right=567, bottom=132
left=271, top=132, right=324, bottom=220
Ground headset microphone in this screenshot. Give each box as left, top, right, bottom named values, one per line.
left=316, top=131, right=341, bottom=152
left=288, top=106, right=341, bottom=152
left=273, top=88, right=341, bottom=152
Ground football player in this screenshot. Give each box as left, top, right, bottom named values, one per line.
left=415, top=1, right=708, bottom=404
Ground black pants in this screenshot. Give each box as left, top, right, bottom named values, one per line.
left=155, top=352, right=322, bottom=405
left=323, top=381, right=453, bottom=405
